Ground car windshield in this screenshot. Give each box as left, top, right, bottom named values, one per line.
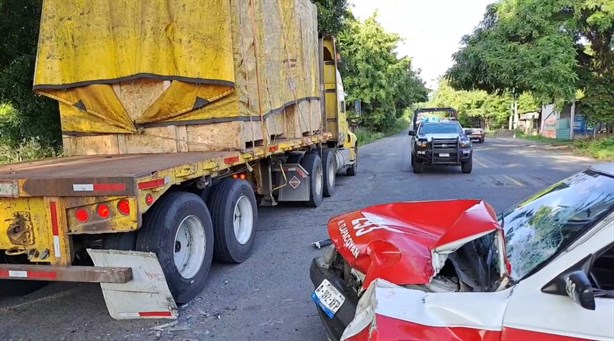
left=501, top=169, right=614, bottom=281
left=419, top=123, right=460, bottom=134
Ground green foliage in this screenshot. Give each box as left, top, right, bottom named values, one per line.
left=355, top=115, right=410, bottom=146
left=429, top=80, right=539, bottom=129
left=311, top=0, right=352, bottom=36
left=339, top=14, right=428, bottom=132
left=0, top=0, right=61, bottom=152
left=0, top=138, right=60, bottom=165
left=446, top=0, right=614, bottom=126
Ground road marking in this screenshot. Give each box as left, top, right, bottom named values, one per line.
left=504, top=175, right=525, bottom=187
left=473, top=158, right=488, bottom=168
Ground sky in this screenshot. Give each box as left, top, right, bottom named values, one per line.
left=349, top=0, right=493, bottom=90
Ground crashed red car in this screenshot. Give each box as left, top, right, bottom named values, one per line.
left=310, top=164, right=614, bottom=341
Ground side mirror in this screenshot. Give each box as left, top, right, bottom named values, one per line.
left=464, top=129, right=472, bottom=135
left=564, top=271, right=596, bottom=310
left=408, top=130, right=416, bottom=136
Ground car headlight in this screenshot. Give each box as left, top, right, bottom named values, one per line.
left=416, top=140, right=428, bottom=147
left=460, top=139, right=471, bottom=148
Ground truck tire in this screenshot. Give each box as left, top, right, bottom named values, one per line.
left=136, top=192, right=214, bottom=304
left=102, top=232, right=137, bottom=251
left=301, top=152, right=324, bottom=207
left=462, top=159, right=473, bottom=173
left=322, top=149, right=336, bottom=197
left=412, top=156, right=423, bottom=174
left=208, top=179, right=258, bottom=264
left=0, top=254, right=46, bottom=297
left=346, top=146, right=358, bottom=176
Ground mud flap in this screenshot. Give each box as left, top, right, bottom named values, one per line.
left=87, top=249, right=178, bottom=320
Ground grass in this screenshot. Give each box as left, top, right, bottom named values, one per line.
left=0, top=139, right=60, bottom=165
left=515, top=131, right=614, bottom=161
left=355, top=116, right=410, bottom=146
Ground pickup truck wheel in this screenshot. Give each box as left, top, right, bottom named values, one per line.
left=412, top=156, right=423, bottom=173
left=208, top=179, right=257, bottom=264
left=136, top=192, right=214, bottom=304
left=462, top=159, right=473, bottom=173
left=301, top=152, right=324, bottom=207
left=322, top=149, right=336, bottom=197
left=0, top=254, right=46, bottom=297
left=346, top=146, right=358, bottom=176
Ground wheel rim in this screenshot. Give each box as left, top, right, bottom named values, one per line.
left=173, top=215, right=206, bottom=279
left=315, top=164, right=323, bottom=197
left=327, top=158, right=336, bottom=188
left=233, top=195, right=254, bottom=245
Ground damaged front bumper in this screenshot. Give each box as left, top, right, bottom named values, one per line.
left=309, top=257, right=359, bottom=341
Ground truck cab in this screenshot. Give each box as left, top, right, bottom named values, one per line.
left=408, top=108, right=473, bottom=174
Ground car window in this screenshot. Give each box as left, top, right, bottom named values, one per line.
left=501, top=169, right=614, bottom=281
left=418, top=123, right=461, bottom=134
left=591, top=244, right=614, bottom=295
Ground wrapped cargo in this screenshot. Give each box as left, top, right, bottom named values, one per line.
left=34, top=0, right=323, bottom=155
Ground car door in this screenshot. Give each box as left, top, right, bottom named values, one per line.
left=502, top=214, right=614, bottom=340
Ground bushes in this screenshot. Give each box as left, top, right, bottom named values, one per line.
left=573, top=137, right=614, bottom=161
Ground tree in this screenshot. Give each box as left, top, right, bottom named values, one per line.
left=446, top=0, right=614, bottom=128
left=0, top=0, right=60, bottom=149
left=339, top=15, right=427, bottom=131
left=312, top=0, right=353, bottom=36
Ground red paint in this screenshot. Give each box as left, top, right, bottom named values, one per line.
left=269, top=145, right=279, bottom=152
left=138, top=178, right=166, bottom=190
left=0, top=270, right=57, bottom=280
left=138, top=311, right=173, bottom=318
left=328, top=200, right=502, bottom=288
left=93, top=183, right=127, bottom=192
left=502, top=327, right=595, bottom=341
left=224, top=156, right=240, bottom=164
left=50, top=201, right=60, bottom=236
left=347, top=314, right=501, bottom=341
left=24, top=270, right=58, bottom=280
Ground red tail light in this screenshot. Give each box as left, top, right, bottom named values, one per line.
left=117, top=199, right=130, bottom=215
left=75, top=209, right=89, bottom=223
left=97, top=204, right=110, bottom=219
left=145, top=194, right=154, bottom=206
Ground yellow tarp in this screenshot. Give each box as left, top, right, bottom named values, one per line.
left=34, top=0, right=320, bottom=134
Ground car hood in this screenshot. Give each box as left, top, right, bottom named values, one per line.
left=328, top=199, right=506, bottom=289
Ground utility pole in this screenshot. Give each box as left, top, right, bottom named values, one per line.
left=570, top=100, right=576, bottom=140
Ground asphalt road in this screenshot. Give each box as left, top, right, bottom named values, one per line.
left=0, top=133, right=598, bottom=341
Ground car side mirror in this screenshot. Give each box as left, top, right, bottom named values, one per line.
left=464, top=129, right=472, bottom=135
left=408, top=130, right=416, bottom=136
left=564, top=271, right=596, bottom=310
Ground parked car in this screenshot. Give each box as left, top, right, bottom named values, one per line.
left=310, top=163, right=614, bottom=341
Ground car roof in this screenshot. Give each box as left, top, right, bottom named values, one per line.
left=590, top=163, right=614, bottom=177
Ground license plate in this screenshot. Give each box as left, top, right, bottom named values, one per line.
left=439, top=153, right=450, bottom=157
left=312, top=279, right=345, bottom=319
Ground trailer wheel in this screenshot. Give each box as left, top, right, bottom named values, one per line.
left=208, top=179, right=258, bottom=264
left=0, top=254, right=46, bottom=297
left=322, top=149, right=336, bottom=197
left=102, top=232, right=137, bottom=251
left=301, top=152, right=324, bottom=207
left=136, top=192, right=214, bottom=304
left=346, top=146, right=358, bottom=176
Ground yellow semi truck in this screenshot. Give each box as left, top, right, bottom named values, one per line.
left=0, top=0, right=356, bottom=319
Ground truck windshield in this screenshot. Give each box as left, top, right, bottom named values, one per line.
left=419, top=123, right=460, bottom=134
left=501, top=169, right=614, bottom=281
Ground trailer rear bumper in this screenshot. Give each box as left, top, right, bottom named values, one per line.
left=0, top=263, right=132, bottom=283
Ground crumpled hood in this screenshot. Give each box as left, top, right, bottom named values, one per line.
left=328, top=199, right=501, bottom=288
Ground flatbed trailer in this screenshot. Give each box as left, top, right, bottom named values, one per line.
left=0, top=0, right=357, bottom=319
